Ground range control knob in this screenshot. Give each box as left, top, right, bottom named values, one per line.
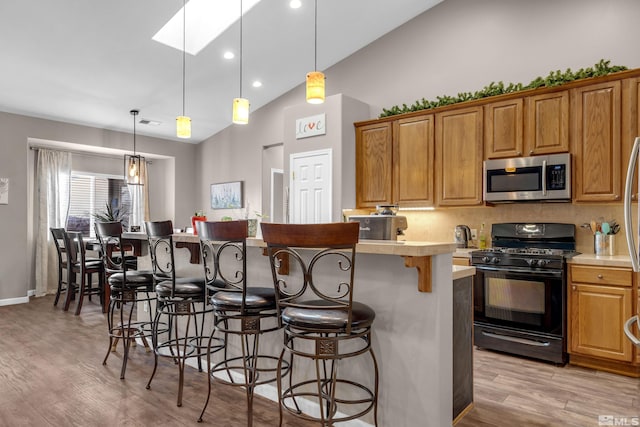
left=526, top=258, right=537, bottom=267
left=481, top=256, right=491, bottom=263
left=490, top=257, right=500, bottom=264
left=537, top=259, right=549, bottom=267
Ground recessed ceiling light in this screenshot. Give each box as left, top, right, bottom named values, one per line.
left=223, top=51, right=235, bottom=60
left=290, top=0, right=302, bottom=9
left=153, top=0, right=263, bottom=55
left=252, top=81, right=262, bottom=88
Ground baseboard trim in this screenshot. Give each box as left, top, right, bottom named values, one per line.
left=0, top=295, right=30, bottom=307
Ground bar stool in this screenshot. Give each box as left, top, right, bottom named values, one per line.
left=95, top=221, right=155, bottom=380
left=63, top=231, right=105, bottom=315
left=144, top=220, right=219, bottom=407
left=197, top=220, right=284, bottom=426
left=261, top=222, right=379, bottom=427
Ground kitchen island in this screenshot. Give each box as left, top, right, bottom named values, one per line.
left=128, top=232, right=463, bottom=426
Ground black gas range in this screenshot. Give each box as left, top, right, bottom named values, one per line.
left=471, top=223, right=578, bottom=365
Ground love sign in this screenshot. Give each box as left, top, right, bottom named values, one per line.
left=295, top=113, right=326, bottom=139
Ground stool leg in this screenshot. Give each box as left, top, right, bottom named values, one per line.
left=369, top=347, right=380, bottom=427
left=145, top=306, right=163, bottom=391
left=103, top=295, right=116, bottom=365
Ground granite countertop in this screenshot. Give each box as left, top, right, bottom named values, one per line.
left=452, top=265, right=475, bottom=280
left=168, top=233, right=458, bottom=257
left=453, top=248, right=477, bottom=258
left=568, top=253, right=633, bottom=268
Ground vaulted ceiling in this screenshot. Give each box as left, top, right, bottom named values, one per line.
left=0, top=0, right=442, bottom=143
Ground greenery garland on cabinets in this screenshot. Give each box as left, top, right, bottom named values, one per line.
left=379, top=59, right=628, bottom=118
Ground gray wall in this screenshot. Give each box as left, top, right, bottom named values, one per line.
left=0, top=111, right=198, bottom=301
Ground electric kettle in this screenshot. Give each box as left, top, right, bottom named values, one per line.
left=454, top=225, right=472, bottom=248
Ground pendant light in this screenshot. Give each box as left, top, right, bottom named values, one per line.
left=125, top=110, right=145, bottom=186
left=232, top=0, right=249, bottom=124
left=306, top=0, right=324, bottom=104
left=176, top=0, right=191, bottom=138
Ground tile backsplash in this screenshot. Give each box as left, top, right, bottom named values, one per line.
left=346, top=203, right=629, bottom=256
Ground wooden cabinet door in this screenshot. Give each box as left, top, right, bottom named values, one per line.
left=355, top=122, right=393, bottom=208
left=436, top=106, right=483, bottom=206
left=572, top=81, right=622, bottom=202
left=569, top=283, right=633, bottom=362
left=484, top=98, right=523, bottom=159
left=525, top=90, right=570, bottom=155
left=394, top=115, right=435, bottom=206
left=623, top=77, right=640, bottom=201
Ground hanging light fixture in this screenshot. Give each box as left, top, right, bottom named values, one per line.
left=124, top=110, right=145, bottom=186
left=306, top=0, right=324, bottom=104
left=176, top=0, right=191, bottom=138
left=232, top=0, right=249, bottom=124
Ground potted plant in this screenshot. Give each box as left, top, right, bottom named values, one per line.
left=191, top=210, right=207, bottom=235
left=92, top=202, right=129, bottom=229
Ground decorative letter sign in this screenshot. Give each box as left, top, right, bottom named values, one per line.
left=295, top=113, right=326, bottom=139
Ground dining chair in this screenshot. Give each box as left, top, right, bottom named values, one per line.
left=50, top=228, right=69, bottom=308
left=63, top=230, right=105, bottom=315
left=261, top=222, right=379, bottom=427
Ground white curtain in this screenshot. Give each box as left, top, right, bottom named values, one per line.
left=34, top=149, right=71, bottom=296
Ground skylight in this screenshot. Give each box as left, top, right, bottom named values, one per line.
left=152, top=0, right=262, bottom=55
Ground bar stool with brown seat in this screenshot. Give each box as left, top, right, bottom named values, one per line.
left=197, top=220, right=284, bottom=426
left=144, top=220, right=220, bottom=408
left=261, top=222, right=379, bottom=427
left=63, top=230, right=105, bottom=315
left=95, top=221, right=155, bottom=380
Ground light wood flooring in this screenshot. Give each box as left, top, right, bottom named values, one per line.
left=1, top=295, right=638, bottom=426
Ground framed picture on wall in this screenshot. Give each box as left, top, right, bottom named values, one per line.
left=210, top=181, right=243, bottom=209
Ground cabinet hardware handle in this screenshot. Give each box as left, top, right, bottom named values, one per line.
left=572, top=285, right=576, bottom=290
left=614, top=194, right=619, bottom=200
left=597, top=274, right=603, bottom=279
left=529, top=150, right=534, bottom=155
left=516, top=151, right=522, bottom=156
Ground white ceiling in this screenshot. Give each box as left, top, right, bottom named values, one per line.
left=0, top=0, right=442, bottom=143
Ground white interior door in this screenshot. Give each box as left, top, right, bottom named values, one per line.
left=290, top=149, right=332, bottom=224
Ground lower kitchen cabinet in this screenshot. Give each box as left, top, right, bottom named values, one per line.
left=568, top=264, right=639, bottom=376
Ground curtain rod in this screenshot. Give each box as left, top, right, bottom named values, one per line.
left=29, top=145, right=153, bottom=164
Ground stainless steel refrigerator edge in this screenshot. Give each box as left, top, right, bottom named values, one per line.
left=623, top=136, right=640, bottom=347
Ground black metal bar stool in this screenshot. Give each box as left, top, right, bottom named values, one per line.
left=144, top=220, right=220, bottom=407
left=261, top=222, right=379, bottom=427
left=95, top=221, right=155, bottom=380
left=197, top=220, right=285, bottom=426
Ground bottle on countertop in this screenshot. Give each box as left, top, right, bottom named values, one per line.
left=478, top=223, right=487, bottom=249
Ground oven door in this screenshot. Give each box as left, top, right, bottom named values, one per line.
left=473, top=265, right=564, bottom=337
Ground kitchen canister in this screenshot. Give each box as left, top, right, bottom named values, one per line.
left=594, top=234, right=615, bottom=256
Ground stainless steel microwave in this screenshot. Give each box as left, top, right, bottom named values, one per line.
left=483, top=153, right=571, bottom=202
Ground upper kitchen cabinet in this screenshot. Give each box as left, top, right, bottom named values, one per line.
left=355, top=122, right=393, bottom=207
left=436, top=106, right=484, bottom=206
left=622, top=77, right=640, bottom=201
left=484, top=91, right=569, bottom=159
left=572, top=80, right=622, bottom=202
left=525, top=90, right=570, bottom=155
left=484, top=98, right=524, bottom=159
left=394, top=115, right=435, bottom=206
